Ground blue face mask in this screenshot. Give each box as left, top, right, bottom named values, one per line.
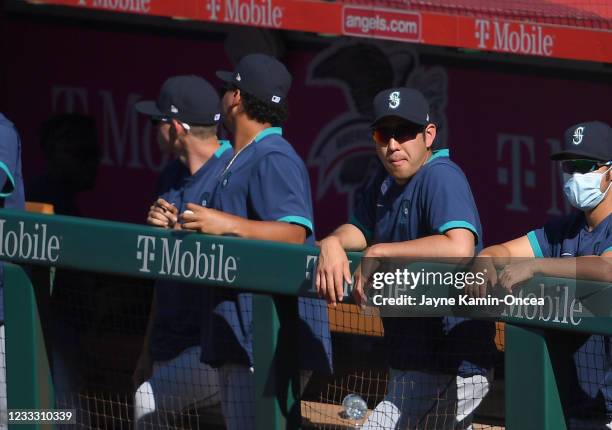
left=563, top=166, right=612, bottom=211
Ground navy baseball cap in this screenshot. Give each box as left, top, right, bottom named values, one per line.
left=372, top=87, right=431, bottom=127
left=134, top=75, right=221, bottom=126
left=216, top=54, right=292, bottom=106
left=550, top=121, right=612, bottom=161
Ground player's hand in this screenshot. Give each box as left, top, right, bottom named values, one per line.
left=466, top=256, right=498, bottom=298
left=180, top=203, right=235, bottom=235
left=316, top=236, right=351, bottom=306
left=132, top=350, right=153, bottom=389
left=352, top=247, right=381, bottom=309
left=352, top=262, right=367, bottom=309
left=498, top=260, right=536, bottom=293
left=147, top=198, right=178, bottom=228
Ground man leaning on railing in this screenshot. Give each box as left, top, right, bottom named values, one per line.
left=470, top=121, right=612, bottom=429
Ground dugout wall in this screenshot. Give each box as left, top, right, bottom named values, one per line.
left=2, top=210, right=612, bottom=430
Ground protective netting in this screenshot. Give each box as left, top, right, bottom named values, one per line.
left=40, top=270, right=506, bottom=429
left=340, top=0, right=612, bottom=29
left=10, top=258, right=607, bottom=429
left=300, top=305, right=505, bottom=429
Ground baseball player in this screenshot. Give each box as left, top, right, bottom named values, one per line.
left=180, top=53, right=332, bottom=429
left=472, top=121, right=612, bottom=429
left=316, top=87, right=496, bottom=429
left=132, top=75, right=233, bottom=429
left=0, top=113, right=25, bottom=429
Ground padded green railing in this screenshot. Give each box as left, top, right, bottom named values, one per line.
left=0, top=209, right=611, bottom=430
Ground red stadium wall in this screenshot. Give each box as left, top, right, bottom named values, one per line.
left=2, top=15, right=611, bottom=245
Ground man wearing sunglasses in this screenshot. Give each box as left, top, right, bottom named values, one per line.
left=316, top=87, right=495, bottom=429
left=132, top=75, right=233, bottom=429
left=471, top=121, right=612, bottom=428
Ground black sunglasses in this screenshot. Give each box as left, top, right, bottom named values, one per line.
left=561, top=159, right=611, bottom=175
left=372, top=123, right=425, bottom=146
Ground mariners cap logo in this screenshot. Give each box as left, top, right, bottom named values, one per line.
left=235, top=73, right=242, bottom=82
left=170, top=105, right=179, bottom=114
left=271, top=95, right=281, bottom=104
left=389, top=91, right=401, bottom=109
left=214, top=113, right=221, bottom=121
left=572, top=126, right=585, bottom=145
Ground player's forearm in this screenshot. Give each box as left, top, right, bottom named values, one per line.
left=230, top=216, right=307, bottom=244
left=478, top=245, right=513, bottom=267
left=367, top=234, right=474, bottom=259
left=533, top=257, right=612, bottom=283
left=480, top=235, right=535, bottom=264
left=327, top=224, right=368, bottom=251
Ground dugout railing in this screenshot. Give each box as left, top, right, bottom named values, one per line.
left=0, top=209, right=611, bottom=430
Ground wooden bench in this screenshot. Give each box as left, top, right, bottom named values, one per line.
left=301, top=400, right=504, bottom=429
left=328, top=303, right=506, bottom=351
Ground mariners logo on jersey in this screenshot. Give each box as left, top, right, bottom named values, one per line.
left=573, top=126, right=585, bottom=145
left=388, top=91, right=401, bottom=109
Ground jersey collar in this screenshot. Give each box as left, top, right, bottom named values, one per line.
left=253, top=127, right=283, bottom=143
left=214, top=140, right=232, bottom=158
left=190, top=140, right=233, bottom=180
left=425, top=148, right=450, bottom=164
left=384, top=148, right=451, bottom=191
left=584, top=212, right=612, bottom=234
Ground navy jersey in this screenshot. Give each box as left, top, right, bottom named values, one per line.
left=528, top=213, right=612, bottom=258
left=351, top=149, right=496, bottom=375
left=200, top=127, right=332, bottom=373
left=528, top=212, right=612, bottom=417
left=0, top=114, right=25, bottom=211
left=149, top=141, right=233, bottom=362
left=0, top=114, right=25, bottom=322
left=155, top=158, right=189, bottom=200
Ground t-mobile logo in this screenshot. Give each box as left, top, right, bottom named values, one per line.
left=474, top=18, right=554, bottom=56
left=475, top=20, right=491, bottom=49
left=497, top=134, right=536, bottom=212
left=206, top=0, right=222, bottom=20
left=136, top=235, right=156, bottom=273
